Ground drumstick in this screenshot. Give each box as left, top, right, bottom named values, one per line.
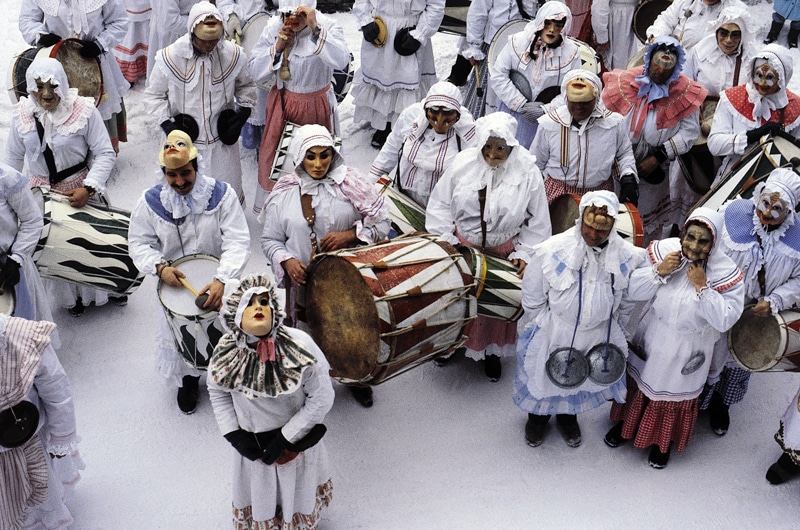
left=178, top=277, right=200, bottom=297
left=475, top=64, right=483, bottom=98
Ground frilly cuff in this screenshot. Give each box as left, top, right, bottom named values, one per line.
left=695, top=284, right=710, bottom=300
left=47, top=436, right=78, bottom=457
left=354, top=220, right=374, bottom=245
left=463, top=48, right=484, bottom=61
left=651, top=264, right=669, bottom=284
left=409, top=28, right=427, bottom=44
left=765, top=295, right=783, bottom=314
left=733, top=132, right=749, bottom=155
left=83, top=176, right=106, bottom=194
left=437, top=232, right=460, bottom=247
left=508, top=250, right=529, bottom=264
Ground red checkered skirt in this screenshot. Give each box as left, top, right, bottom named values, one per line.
left=610, top=377, right=699, bottom=453
left=543, top=176, right=614, bottom=206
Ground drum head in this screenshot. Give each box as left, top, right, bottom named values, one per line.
left=0, top=401, right=40, bottom=448
left=7, top=47, right=38, bottom=103
left=546, top=347, right=590, bottom=389
left=305, top=255, right=381, bottom=380
left=549, top=194, right=581, bottom=235
left=241, top=13, right=270, bottom=56
left=0, top=287, right=16, bottom=316
left=158, top=254, right=220, bottom=317
left=52, top=39, right=103, bottom=106
left=632, top=0, right=672, bottom=44
left=728, top=306, right=783, bottom=371
left=567, top=37, right=601, bottom=75
left=586, top=343, right=626, bottom=385
left=488, top=19, right=528, bottom=71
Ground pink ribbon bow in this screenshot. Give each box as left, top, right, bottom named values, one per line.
left=256, top=338, right=276, bottom=363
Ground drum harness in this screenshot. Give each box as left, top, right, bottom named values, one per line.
left=34, top=119, right=88, bottom=186
left=394, top=123, right=462, bottom=196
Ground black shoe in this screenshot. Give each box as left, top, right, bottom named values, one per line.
left=484, top=354, right=501, bottom=382
left=604, top=421, right=626, bottom=448
left=435, top=346, right=466, bottom=366
left=648, top=444, right=672, bottom=469
left=68, top=298, right=85, bottom=317
left=524, top=414, right=550, bottom=447
left=370, top=124, right=392, bottom=149
left=764, top=20, right=782, bottom=44
left=349, top=386, right=373, bottom=408
left=789, top=29, right=799, bottom=48
left=446, top=54, right=472, bottom=87
left=110, top=295, right=128, bottom=306
left=177, top=375, right=200, bottom=414
left=766, top=453, right=800, bottom=485
left=556, top=414, right=582, bottom=447
left=708, top=392, right=730, bottom=436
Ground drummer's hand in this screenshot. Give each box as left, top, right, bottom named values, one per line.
left=751, top=299, right=772, bottom=317
left=200, top=279, right=225, bottom=310
left=276, top=25, right=295, bottom=52
left=295, top=6, right=317, bottom=30
left=656, top=250, right=682, bottom=277
left=595, top=41, right=610, bottom=52
left=469, top=57, right=478, bottom=67
left=512, top=258, right=527, bottom=278
left=687, top=261, right=708, bottom=292
left=319, top=228, right=358, bottom=253
left=67, top=187, right=90, bottom=209
left=159, top=266, right=185, bottom=287
left=283, top=258, right=307, bottom=286
left=637, top=156, right=660, bottom=178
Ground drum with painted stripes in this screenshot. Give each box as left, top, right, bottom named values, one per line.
left=374, top=175, right=427, bottom=236
left=269, top=121, right=343, bottom=181
left=460, top=247, right=523, bottom=322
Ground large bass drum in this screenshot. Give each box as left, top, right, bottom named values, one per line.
left=632, top=0, right=672, bottom=44
left=439, top=0, right=470, bottom=36
left=305, top=234, right=476, bottom=385
left=7, top=39, right=103, bottom=106
left=728, top=307, right=800, bottom=372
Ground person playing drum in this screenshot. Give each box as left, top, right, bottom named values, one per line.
left=20, top=0, right=131, bottom=152
left=350, top=0, right=445, bottom=149
left=426, top=112, right=551, bottom=382
left=369, top=81, right=476, bottom=209
left=208, top=274, right=334, bottom=529
left=490, top=0, right=582, bottom=148
left=261, top=124, right=390, bottom=407
left=247, top=0, right=350, bottom=210
left=646, top=0, right=746, bottom=51
left=0, top=313, right=82, bottom=530
left=514, top=191, right=645, bottom=448
left=602, top=36, right=707, bottom=244
left=530, top=69, right=639, bottom=206
left=708, top=44, right=800, bottom=185
left=605, top=208, right=744, bottom=469
left=4, top=56, right=122, bottom=317
left=702, top=168, right=800, bottom=437
left=128, top=130, right=251, bottom=415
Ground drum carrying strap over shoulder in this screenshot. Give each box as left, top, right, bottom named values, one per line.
left=478, top=186, right=487, bottom=251
left=395, top=126, right=462, bottom=194
left=299, top=190, right=318, bottom=258
left=34, top=119, right=87, bottom=185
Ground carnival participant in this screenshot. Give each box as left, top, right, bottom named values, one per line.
left=351, top=0, right=445, bottom=148
left=128, top=130, right=250, bottom=415
left=763, top=0, right=800, bottom=48
left=646, top=0, right=747, bottom=51
left=208, top=274, right=334, bottom=529
left=702, top=169, right=800, bottom=436
left=602, top=36, right=706, bottom=244
left=765, top=385, right=800, bottom=484
left=261, top=124, right=390, bottom=407
left=112, top=0, right=151, bottom=83
left=531, top=70, right=639, bottom=205
left=5, top=57, right=120, bottom=317
left=146, top=0, right=198, bottom=78
left=605, top=208, right=744, bottom=469
left=459, top=0, right=537, bottom=117
left=0, top=313, right=82, bottom=530
left=708, top=44, right=800, bottom=184
left=491, top=1, right=582, bottom=148
left=369, top=81, right=476, bottom=209
left=426, top=112, right=551, bottom=381
left=514, top=191, right=644, bottom=447
left=20, top=0, right=130, bottom=152
left=248, top=0, right=349, bottom=212
left=146, top=1, right=257, bottom=204
left=674, top=7, right=754, bottom=223
left=0, top=163, right=55, bottom=333
left=591, top=0, right=642, bottom=70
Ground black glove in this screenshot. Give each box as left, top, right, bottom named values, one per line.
left=79, top=40, right=103, bottom=58
left=217, top=107, right=252, bottom=145
left=0, top=259, right=21, bottom=289
left=619, top=174, right=639, bottom=207
left=394, top=27, right=421, bottom=56
left=38, top=33, right=61, bottom=47
left=261, top=430, right=289, bottom=465
left=746, top=121, right=783, bottom=144
left=362, top=21, right=380, bottom=43
left=224, top=429, right=263, bottom=461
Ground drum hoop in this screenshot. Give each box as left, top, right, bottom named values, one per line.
left=157, top=253, right=220, bottom=318
left=632, top=0, right=672, bottom=44
left=50, top=38, right=104, bottom=107
left=727, top=304, right=787, bottom=371
left=621, top=201, right=645, bottom=247
left=487, top=19, right=529, bottom=71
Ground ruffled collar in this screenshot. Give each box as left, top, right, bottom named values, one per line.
left=17, top=89, right=93, bottom=149
left=159, top=174, right=215, bottom=219
left=745, top=82, right=789, bottom=123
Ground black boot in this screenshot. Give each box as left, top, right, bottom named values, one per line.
left=524, top=414, right=550, bottom=447
left=648, top=443, right=672, bottom=469
left=177, top=375, right=200, bottom=414
left=371, top=122, right=392, bottom=149
left=349, top=385, right=374, bottom=408
left=789, top=27, right=800, bottom=49
left=604, top=421, right=626, bottom=448
left=764, top=20, right=783, bottom=44
left=766, top=453, right=800, bottom=484
left=484, top=354, right=501, bottom=382
left=555, top=414, right=582, bottom=447
left=708, top=391, right=730, bottom=436
left=446, top=54, right=472, bottom=87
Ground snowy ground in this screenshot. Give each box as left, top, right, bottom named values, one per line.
left=3, top=2, right=800, bottom=528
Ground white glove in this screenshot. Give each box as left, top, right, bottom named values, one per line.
left=518, top=102, right=545, bottom=123
left=227, top=13, right=243, bottom=40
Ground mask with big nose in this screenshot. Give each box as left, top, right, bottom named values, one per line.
left=425, top=106, right=460, bottom=134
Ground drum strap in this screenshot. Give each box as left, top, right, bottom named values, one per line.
left=34, top=119, right=87, bottom=185
left=299, top=191, right=319, bottom=258
left=515, top=0, right=532, bottom=19
left=478, top=187, right=487, bottom=251
left=395, top=126, right=462, bottom=194
left=733, top=53, right=742, bottom=87
left=756, top=235, right=767, bottom=296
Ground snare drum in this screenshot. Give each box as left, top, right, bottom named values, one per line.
left=305, top=234, right=476, bottom=385
left=8, top=39, right=103, bottom=105
left=460, top=247, right=523, bottom=322
left=375, top=175, right=427, bottom=236
left=269, top=121, right=343, bottom=182
left=158, top=254, right=225, bottom=370
left=549, top=193, right=644, bottom=247
left=31, top=187, right=144, bottom=296
left=728, top=307, right=800, bottom=372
